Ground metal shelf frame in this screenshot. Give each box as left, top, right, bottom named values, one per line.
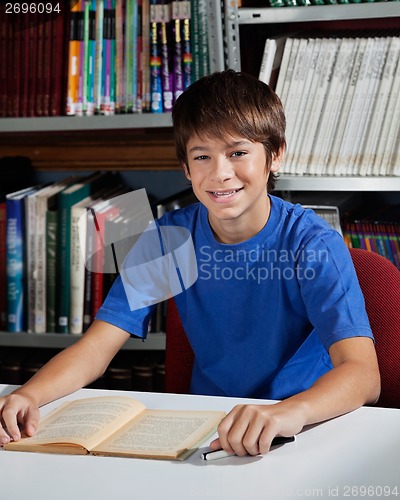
left=276, top=175, right=400, bottom=192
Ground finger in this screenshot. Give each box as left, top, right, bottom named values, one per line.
left=209, top=437, right=221, bottom=450
left=2, top=405, right=22, bottom=442
left=0, top=422, right=11, bottom=445
left=22, top=406, right=40, bottom=437
left=218, top=406, right=252, bottom=456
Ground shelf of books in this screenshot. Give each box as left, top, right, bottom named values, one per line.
left=226, top=1, right=400, bottom=180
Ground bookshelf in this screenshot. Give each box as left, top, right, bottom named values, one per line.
left=0, top=1, right=399, bottom=378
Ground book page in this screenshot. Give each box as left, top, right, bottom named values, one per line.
left=93, top=409, right=226, bottom=460
left=5, top=396, right=146, bottom=452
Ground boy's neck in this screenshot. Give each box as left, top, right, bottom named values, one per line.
left=209, top=196, right=272, bottom=245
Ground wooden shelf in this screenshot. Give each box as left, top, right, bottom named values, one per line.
left=0, top=332, right=166, bottom=351
left=0, top=113, right=173, bottom=133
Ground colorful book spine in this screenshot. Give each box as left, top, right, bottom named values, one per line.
left=77, top=1, right=86, bottom=116
left=115, top=0, right=125, bottom=113
left=124, top=0, right=134, bottom=113
left=160, top=10, right=174, bottom=112
left=94, top=0, right=104, bottom=114
left=66, top=1, right=81, bottom=115
left=189, top=0, right=200, bottom=82
left=101, top=0, right=116, bottom=115
left=182, top=15, right=192, bottom=90
left=150, top=1, right=163, bottom=113
left=137, top=0, right=144, bottom=112
left=172, top=5, right=184, bottom=102
left=5, top=187, right=37, bottom=332
left=141, top=0, right=151, bottom=112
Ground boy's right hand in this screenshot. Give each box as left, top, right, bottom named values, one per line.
left=0, top=392, right=40, bottom=445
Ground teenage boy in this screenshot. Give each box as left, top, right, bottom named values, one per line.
left=0, top=70, right=380, bottom=457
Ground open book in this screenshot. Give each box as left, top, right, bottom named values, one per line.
left=4, top=396, right=226, bottom=460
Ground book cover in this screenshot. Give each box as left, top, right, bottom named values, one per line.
left=45, top=209, right=58, bottom=333
left=55, top=172, right=117, bottom=333
left=70, top=184, right=124, bottom=334
left=150, top=2, right=163, bottom=113
left=31, top=179, right=78, bottom=334
left=35, top=12, right=45, bottom=116
left=27, top=11, right=38, bottom=117
left=160, top=5, right=174, bottom=113
left=172, top=6, right=184, bottom=102
left=258, top=33, right=289, bottom=88
left=19, top=13, right=30, bottom=117
left=0, top=201, right=6, bottom=330
left=94, top=0, right=104, bottom=114
left=0, top=4, right=9, bottom=118
left=141, top=0, right=151, bottom=112
left=349, top=36, right=389, bottom=175
left=115, top=0, right=125, bottom=113
left=66, top=0, right=81, bottom=115
left=360, top=36, right=400, bottom=176
left=4, top=395, right=225, bottom=461
left=49, top=5, right=66, bottom=116
left=6, top=186, right=39, bottom=332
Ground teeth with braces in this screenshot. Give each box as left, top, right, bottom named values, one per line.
left=212, top=190, right=239, bottom=197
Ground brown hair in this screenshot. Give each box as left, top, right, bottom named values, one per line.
left=172, top=70, right=286, bottom=192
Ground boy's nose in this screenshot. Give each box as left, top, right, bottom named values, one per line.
left=209, top=158, right=234, bottom=183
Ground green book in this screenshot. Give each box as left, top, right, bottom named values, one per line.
left=55, top=172, right=117, bottom=333
left=46, top=209, right=58, bottom=333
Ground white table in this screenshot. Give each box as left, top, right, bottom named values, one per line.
left=1, top=384, right=399, bottom=500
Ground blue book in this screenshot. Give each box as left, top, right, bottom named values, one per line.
left=6, top=186, right=39, bottom=332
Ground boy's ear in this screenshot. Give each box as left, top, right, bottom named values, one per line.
left=183, top=162, right=191, bottom=180
left=270, top=146, right=285, bottom=173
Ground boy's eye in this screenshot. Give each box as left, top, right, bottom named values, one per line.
left=231, top=151, right=246, bottom=158
left=193, top=155, right=209, bottom=161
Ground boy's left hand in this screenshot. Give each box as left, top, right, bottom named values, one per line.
left=210, top=401, right=304, bottom=456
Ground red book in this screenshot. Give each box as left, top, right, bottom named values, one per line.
left=0, top=5, right=9, bottom=117
left=19, top=14, right=30, bottom=117
left=8, top=13, right=21, bottom=116
left=27, top=12, right=38, bottom=117
left=41, top=13, right=53, bottom=116
left=35, top=12, right=44, bottom=116
left=90, top=202, right=121, bottom=319
left=49, top=8, right=66, bottom=116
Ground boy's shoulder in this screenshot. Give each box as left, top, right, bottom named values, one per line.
left=157, top=202, right=203, bottom=228
left=270, top=195, right=338, bottom=240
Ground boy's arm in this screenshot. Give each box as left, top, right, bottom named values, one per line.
left=211, top=336, right=380, bottom=456
left=0, top=320, right=131, bottom=444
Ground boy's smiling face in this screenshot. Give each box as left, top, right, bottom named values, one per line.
left=184, top=134, right=282, bottom=244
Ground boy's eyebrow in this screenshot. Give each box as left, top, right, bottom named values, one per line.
left=188, top=140, right=251, bottom=154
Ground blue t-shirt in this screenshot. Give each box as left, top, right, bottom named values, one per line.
left=96, top=195, right=373, bottom=400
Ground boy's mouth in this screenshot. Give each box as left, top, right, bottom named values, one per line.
left=208, top=188, right=243, bottom=198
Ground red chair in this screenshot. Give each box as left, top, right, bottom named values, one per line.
left=164, top=298, right=193, bottom=394
left=349, top=248, right=400, bottom=408
left=165, top=249, right=400, bottom=408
